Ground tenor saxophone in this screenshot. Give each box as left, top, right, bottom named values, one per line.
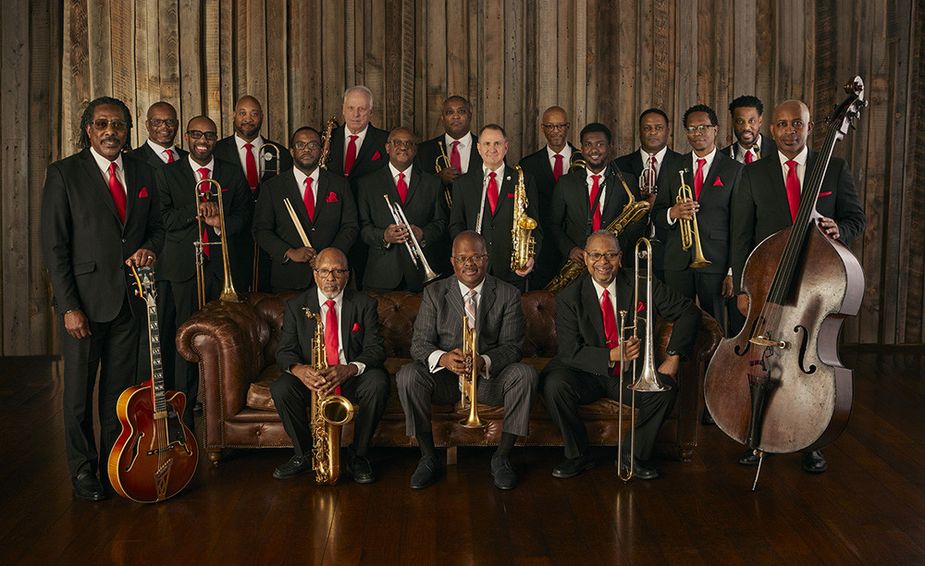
left=544, top=169, right=651, bottom=292
left=303, top=307, right=355, bottom=485
left=510, top=164, right=537, bottom=272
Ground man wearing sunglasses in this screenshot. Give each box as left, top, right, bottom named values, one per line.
left=41, top=96, right=164, bottom=501
left=155, top=115, right=253, bottom=428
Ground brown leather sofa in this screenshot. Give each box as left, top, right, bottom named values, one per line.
left=178, top=291, right=722, bottom=466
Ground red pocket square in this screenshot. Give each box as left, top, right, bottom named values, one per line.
left=138, top=186, right=149, bottom=198
left=636, top=300, right=646, bottom=313
left=326, top=192, right=339, bottom=203
left=819, top=191, right=833, bottom=197
left=712, top=177, right=724, bottom=187
left=371, top=150, right=381, bottom=161
left=351, top=322, right=361, bottom=333
left=506, top=193, right=514, bottom=198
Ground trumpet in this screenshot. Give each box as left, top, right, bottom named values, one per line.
left=617, top=237, right=671, bottom=481
left=435, top=140, right=454, bottom=208
left=319, top=116, right=338, bottom=171
left=638, top=164, right=657, bottom=199
left=459, top=316, right=484, bottom=428
left=383, top=194, right=440, bottom=283
left=193, top=178, right=240, bottom=309
left=677, top=170, right=711, bottom=269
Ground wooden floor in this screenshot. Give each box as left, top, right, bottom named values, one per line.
left=1, top=351, right=924, bottom=565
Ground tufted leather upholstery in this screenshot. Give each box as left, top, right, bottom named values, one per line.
left=178, top=290, right=722, bottom=465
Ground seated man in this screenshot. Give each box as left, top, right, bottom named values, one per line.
left=270, top=247, right=390, bottom=483
left=397, top=231, right=538, bottom=490
left=542, top=231, right=700, bottom=480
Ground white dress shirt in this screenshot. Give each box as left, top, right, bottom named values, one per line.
left=89, top=147, right=126, bottom=192
left=734, top=134, right=766, bottom=163
left=427, top=279, right=492, bottom=377
left=146, top=138, right=180, bottom=163
left=345, top=125, right=369, bottom=165
left=546, top=144, right=573, bottom=173
left=777, top=146, right=808, bottom=190
left=293, top=167, right=320, bottom=201
left=444, top=132, right=474, bottom=174
left=585, top=168, right=607, bottom=217
left=638, top=145, right=669, bottom=178
left=234, top=134, right=265, bottom=176
left=316, top=288, right=366, bottom=376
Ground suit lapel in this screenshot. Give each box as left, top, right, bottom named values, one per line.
left=340, top=290, right=355, bottom=353
left=403, top=167, right=420, bottom=206
left=477, top=276, right=497, bottom=334
left=313, top=172, right=331, bottom=222
left=581, top=277, right=606, bottom=344
left=445, top=277, right=466, bottom=322
left=123, top=157, right=138, bottom=227
left=286, top=172, right=313, bottom=228
left=701, top=154, right=725, bottom=201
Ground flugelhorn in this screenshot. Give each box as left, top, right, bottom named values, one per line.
left=319, top=116, right=338, bottom=171
left=677, top=170, right=711, bottom=269
left=617, top=237, right=671, bottom=482
left=383, top=194, right=440, bottom=283
left=459, top=316, right=484, bottom=428
left=435, top=140, right=454, bottom=208
left=193, top=178, right=240, bottom=309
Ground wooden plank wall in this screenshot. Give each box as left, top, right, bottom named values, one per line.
left=0, top=0, right=922, bottom=354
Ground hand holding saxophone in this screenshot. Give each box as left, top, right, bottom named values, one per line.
left=290, top=363, right=328, bottom=391
left=513, top=256, right=535, bottom=278
left=318, top=364, right=358, bottom=396
left=669, top=198, right=700, bottom=221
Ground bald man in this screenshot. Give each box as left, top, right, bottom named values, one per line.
left=519, top=106, right=582, bottom=289
left=156, top=115, right=253, bottom=427
left=129, top=101, right=188, bottom=168
left=357, top=127, right=447, bottom=292
left=730, top=99, right=866, bottom=473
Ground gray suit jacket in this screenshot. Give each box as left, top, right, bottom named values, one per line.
left=409, top=275, right=524, bottom=377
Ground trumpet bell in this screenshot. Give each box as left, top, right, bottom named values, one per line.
left=460, top=411, right=484, bottom=429
left=688, top=257, right=712, bottom=269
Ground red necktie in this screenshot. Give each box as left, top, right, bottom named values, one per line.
left=785, top=160, right=801, bottom=222
left=324, top=299, right=342, bottom=395
left=344, top=135, right=359, bottom=176
left=649, top=154, right=658, bottom=177
left=303, top=177, right=315, bottom=222
left=107, top=162, right=127, bottom=223
left=694, top=158, right=706, bottom=200
left=744, top=150, right=754, bottom=164
left=601, top=289, right=621, bottom=375
left=589, top=174, right=602, bottom=231
left=487, top=171, right=499, bottom=215
left=165, top=148, right=175, bottom=163
left=450, top=140, right=462, bottom=171
left=198, top=167, right=211, bottom=257
left=396, top=171, right=408, bottom=204
left=553, top=153, right=564, bottom=182
left=244, top=143, right=258, bottom=190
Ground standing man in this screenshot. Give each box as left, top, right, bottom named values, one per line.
left=542, top=231, right=699, bottom=479
left=157, top=115, right=252, bottom=428
left=731, top=99, right=865, bottom=473
left=129, top=101, right=188, bottom=168
left=270, top=248, right=390, bottom=483
left=519, top=106, right=581, bottom=289
left=214, top=95, right=293, bottom=292
left=397, top=231, right=539, bottom=490
left=41, top=96, right=164, bottom=500
left=448, top=124, right=541, bottom=291
left=253, top=127, right=358, bottom=293
left=357, top=127, right=446, bottom=292
left=721, top=95, right=777, bottom=164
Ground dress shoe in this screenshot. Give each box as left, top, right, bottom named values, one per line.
left=410, top=455, right=441, bottom=489
left=552, top=455, right=595, bottom=479
left=273, top=455, right=311, bottom=480
left=349, top=454, right=376, bottom=484
left=490, top=454, right=518, bottom=490
left=619, top=454, right=659, bottom=480
left=73, top=471, right=107, bottom=501
left=802, top=450, right=828, bottom=474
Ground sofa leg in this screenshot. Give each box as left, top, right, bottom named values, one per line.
left=208, top=449, right=223, bottom=466
left=446, top=445, right=457, bottom=466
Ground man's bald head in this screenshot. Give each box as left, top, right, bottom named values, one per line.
left=541, top=106, right=570, bottom=151
left=770, top=99, right=814, bottom=159
left=233, top=95, right=263, bottom=140
left=145, top=101, right=179, bottom=147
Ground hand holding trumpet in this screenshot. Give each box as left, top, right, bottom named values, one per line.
left=669, top=198, right=700, bottom=221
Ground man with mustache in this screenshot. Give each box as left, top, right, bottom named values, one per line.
left=721, top=95, right=776, bottom=165
left=41, top=96, right=164, bottom=501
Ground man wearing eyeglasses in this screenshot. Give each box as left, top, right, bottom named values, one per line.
left=519, top=106, right=582, bottom=289
left=253, top=126, right=358, bottom=293
left=41, top=96, right=164, bottom=501
left=542, top=231, right=699, bottom=480
left=156, top=115, right=253, bottom=428
left=271, top=247, right=390, bottom=483
left=128, top=101, right=188, bottom=168
left=397, top=231, right=538, bottom=490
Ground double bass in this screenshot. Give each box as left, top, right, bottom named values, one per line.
left=704, top=78, right=867, bottom=489
left=108, top=265, right=198, bottom=502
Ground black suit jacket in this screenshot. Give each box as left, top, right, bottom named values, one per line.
left=128, top=143, right=189, bottom=169
left=448, top=165, right=544, bottom=286
left=213, top=136, right=294, bottom=190
left=720, top=136, right=777, bottom=163
left=415, top=133, right=482, bottom=181
left=730, top=151, right=866, bottom=292
left=653, top=151, right=743, bottom=275
left=253, top=169, right=358, bottom=291
left=553, top=273, right=701, bottom=376
left=156, top=157, right=253, bottom=287
left=276, top=287, right=385, bottom=372
left=548, top=165, right=645, bottom=259
left=357, top=165, right=447, bottom=291
left=325, top=125, right=389, bottom=188
left=41, top=149, right=164, bottom=322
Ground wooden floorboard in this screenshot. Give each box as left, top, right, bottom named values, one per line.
left=1, top=352, right=924, bottom=565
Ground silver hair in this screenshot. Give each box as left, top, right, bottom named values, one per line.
left=343, top=85, right=374, bottom=109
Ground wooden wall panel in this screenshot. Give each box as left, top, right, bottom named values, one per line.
left=1, top=0, right=923, bottom=353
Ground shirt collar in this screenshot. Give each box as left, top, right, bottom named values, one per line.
left=444, top=131, right=472, bottom=149
left=188, top=155, right=215, bottom=176
left=317, top=287, right=345, bottom=308
left=293, top=166, right=319, bottom=188
left=482, top=163, right=505, bottom=179
left=146, top=138, right=178, bottom=158
left=778, top=145, right=808, bottom=167
left=590, top=277, right=618, bottom=303
left=639, top=145, right=668, bottom=164
left=89, top=147, right=124, bottom=175
left=235, top=134, right=263, bottom=150
left=388, top=162, right=412, bottom=180
left=458, top=278, right=485, bottom=298
left=692, top=146, right=717, bottom=172
left=345, top=125, right=369, bottom=140
left=546, top=144, right=573, bottom=161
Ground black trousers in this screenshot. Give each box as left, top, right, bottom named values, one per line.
left=664, top=269, right=726, bottom=333
left=542, top=361, right=678, bottom=460
left=270, top=368, right=390, bottom=458
left=60, top=298, right=138, bottom=484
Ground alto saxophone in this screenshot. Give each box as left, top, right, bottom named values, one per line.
left=303, top=307, right=356, bottom=485
left=510, top=164, right=538, bottom=272
left=544, top=169, right=651, bottom=292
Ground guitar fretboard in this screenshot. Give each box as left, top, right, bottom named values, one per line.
left=147, top=302, right=167, bottom=414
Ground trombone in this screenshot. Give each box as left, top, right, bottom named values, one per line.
left=677, top=170, right=711, bottom=269
left=193, top=178, right=240, bottom=309
left=383, top=194, right=440, bottom=283
left=617, top=237, right=671, bottom=481
left=435, top=140, right=454, bottom=208
left=459, top=317, right=484, bottom=428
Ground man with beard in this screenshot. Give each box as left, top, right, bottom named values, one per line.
left=721, top=95, right=777, bottom=164
left=41, top=96, right=163, bottom=500
left=156, top=115, right=252, bottom=427
left=253, top=127, right=358, bottom=293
